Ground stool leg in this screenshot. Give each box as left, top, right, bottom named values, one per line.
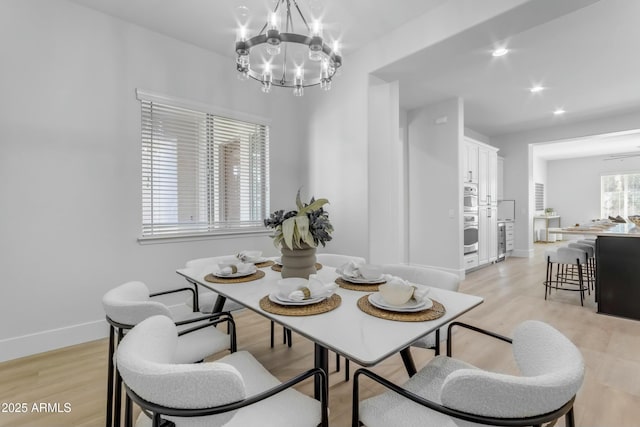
left=577, top=262, right=584, bottom=306
left=106, top=326, right=115, bottom=427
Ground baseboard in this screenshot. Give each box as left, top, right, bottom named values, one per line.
left=0, top=319, right=109, bottom=363
left=511, top=248, right=534, bottom=258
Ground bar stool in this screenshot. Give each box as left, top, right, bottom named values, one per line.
left=544, top=247, right=589, bottom=306
left=568, top=242, right=595, bottom=292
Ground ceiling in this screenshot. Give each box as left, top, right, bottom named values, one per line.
left=71, top=0, right=640, bottom=159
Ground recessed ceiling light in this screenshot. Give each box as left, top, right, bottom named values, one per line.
left=553, top=109, right=566, bottom=115
left=530, top=85, right=545, bottom=93
left=492, top=47, right=509, bottom=57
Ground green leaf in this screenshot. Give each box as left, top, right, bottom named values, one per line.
left=295, top=188, right=304, bottom=210
left=282, top=217, right=296, bottom=249
left=298, top=198, right=329, bottom=216
left=295, top=216, right=316, bottom=247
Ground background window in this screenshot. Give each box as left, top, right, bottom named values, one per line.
left=140, top=97, right=269, bottom=238
left=601, top=173, right=640, bottom=219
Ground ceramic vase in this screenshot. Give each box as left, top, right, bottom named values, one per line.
left=280, top=243, right=317, bottom=279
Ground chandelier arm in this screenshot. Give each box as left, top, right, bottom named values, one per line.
left=291, top=0, right=311, bottom=32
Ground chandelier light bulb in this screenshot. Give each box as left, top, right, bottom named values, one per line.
left=268, top=11, right=279, bottom=31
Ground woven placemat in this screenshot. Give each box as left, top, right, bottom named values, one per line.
left=270, top=263, right=323, bottom=272
left=259, top=293, right=341, bottom=316
left=204, top=269, right=266, bottom=284
left=357, top=294, right=445, bottom=322
left=335, top=277, right=386, bottom=292
left=255, top=260, right=275, bottom=268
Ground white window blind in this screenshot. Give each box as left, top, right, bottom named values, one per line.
left=140, top=97, right=269, bottom=238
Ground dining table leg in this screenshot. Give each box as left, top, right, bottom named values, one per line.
left=400, top=347, right=417, bottom=377
left=212, top=295, right=227, bottom=313
left=314, top=343, right=329, bottom=400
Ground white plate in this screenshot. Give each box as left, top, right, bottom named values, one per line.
left=368, top=293, right=432, bottom=312
left=211, top=266, right=257, bottom=278
left=269, top=292, right=326, bottom=306
left=340, top=274, right=386, bottom=284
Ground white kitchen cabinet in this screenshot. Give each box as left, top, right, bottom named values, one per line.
left=478, top=205, right=498, bottom=265
left=506, top=222, right=514, bottom=252
left=463, top=140, right=479, bottom=183
left=466, top=138, right=499, bottom=267
left=478, top=144, right=498, bottom=206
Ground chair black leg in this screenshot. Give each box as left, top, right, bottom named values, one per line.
left=286, top=328, right=292, bottom=348
left=345, top=359, right=350, bottom=381
left=106, top=326, right=115, bottom=427
left=114, top=328, right=125, bottom=427
left=336, top=353, right=340, bottom=372
left=566, top=407, right=576, bottom=427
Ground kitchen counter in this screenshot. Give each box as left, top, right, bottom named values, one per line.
left=550, top=222, right=640, bottom=237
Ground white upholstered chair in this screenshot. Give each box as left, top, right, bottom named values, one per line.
left=316, top=253, right=366, bottom=268
left=380, top=264, right=460, bottom=373
left=353, top=320, right=584, bottom=427
left=116, top=315, right=327, bottom=427
left=103, top=281, right=236, bottom=427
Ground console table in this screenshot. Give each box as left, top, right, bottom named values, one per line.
left=533, top=215, right=561, bottom=242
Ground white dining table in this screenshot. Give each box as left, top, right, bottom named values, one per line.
left=176, top=262, right=483, bottom=399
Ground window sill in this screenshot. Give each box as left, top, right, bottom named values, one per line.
left=138, top=229, right=272, bottom=245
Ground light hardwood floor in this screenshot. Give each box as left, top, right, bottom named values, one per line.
left=2, top=243, right=639, bottom=427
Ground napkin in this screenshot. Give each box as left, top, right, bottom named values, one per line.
left=382, top=275, right=431, bottom=304
left=411, top=284, right=431, bottom=304
left=287, top=274, right=338, bottom=301
left=236, top=250, right=262, bottom=263
left=336, top=260, right=362, bottom=278
left=216, top=262, right=254, bottom=276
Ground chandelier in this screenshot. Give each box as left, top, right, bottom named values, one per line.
left=235, top=0, right=343, bottom=96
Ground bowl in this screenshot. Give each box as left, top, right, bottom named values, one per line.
left=378, top=283, right=414, bottom=306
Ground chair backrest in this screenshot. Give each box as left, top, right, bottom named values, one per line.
left=316, top=253, right=366, bottom=268
left=116, top=315, right=245, bottom=426
left=440, top=320, right=584, bottom=418
left=380, top=264, right=460, bottom=292
left=102, top=281, right=173, bottom=327
left=186, top=255, right=236, bottom=272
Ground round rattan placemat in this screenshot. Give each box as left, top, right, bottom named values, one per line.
left=204, top=269, right=266, bottom=284
left=335, top=277, right=386, bottom=292
left=357, top=294, right=445, bottom=322
left=255, top=260, right=275, bottom=268
left=259, top=293, right=341, bottom=316
left=270, top=263, right=323, bottom=272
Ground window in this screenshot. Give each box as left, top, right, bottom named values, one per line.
left=138, top=91, right=269, bottom=239
left=601, top=173, right=640, bottom=218
left=535, top=183, right=544, bottom=211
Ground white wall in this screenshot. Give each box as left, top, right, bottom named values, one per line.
left=407, top=98, right=463, bottom=274
left=492, top=110, right=640, bottom=257
left=305, top=0, right=531, bottom=264
left=0, top=0, right=308, bottom=361
left=547, top=155, right=640, bottom=227
left=367, top=78, right=404, bottom=264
